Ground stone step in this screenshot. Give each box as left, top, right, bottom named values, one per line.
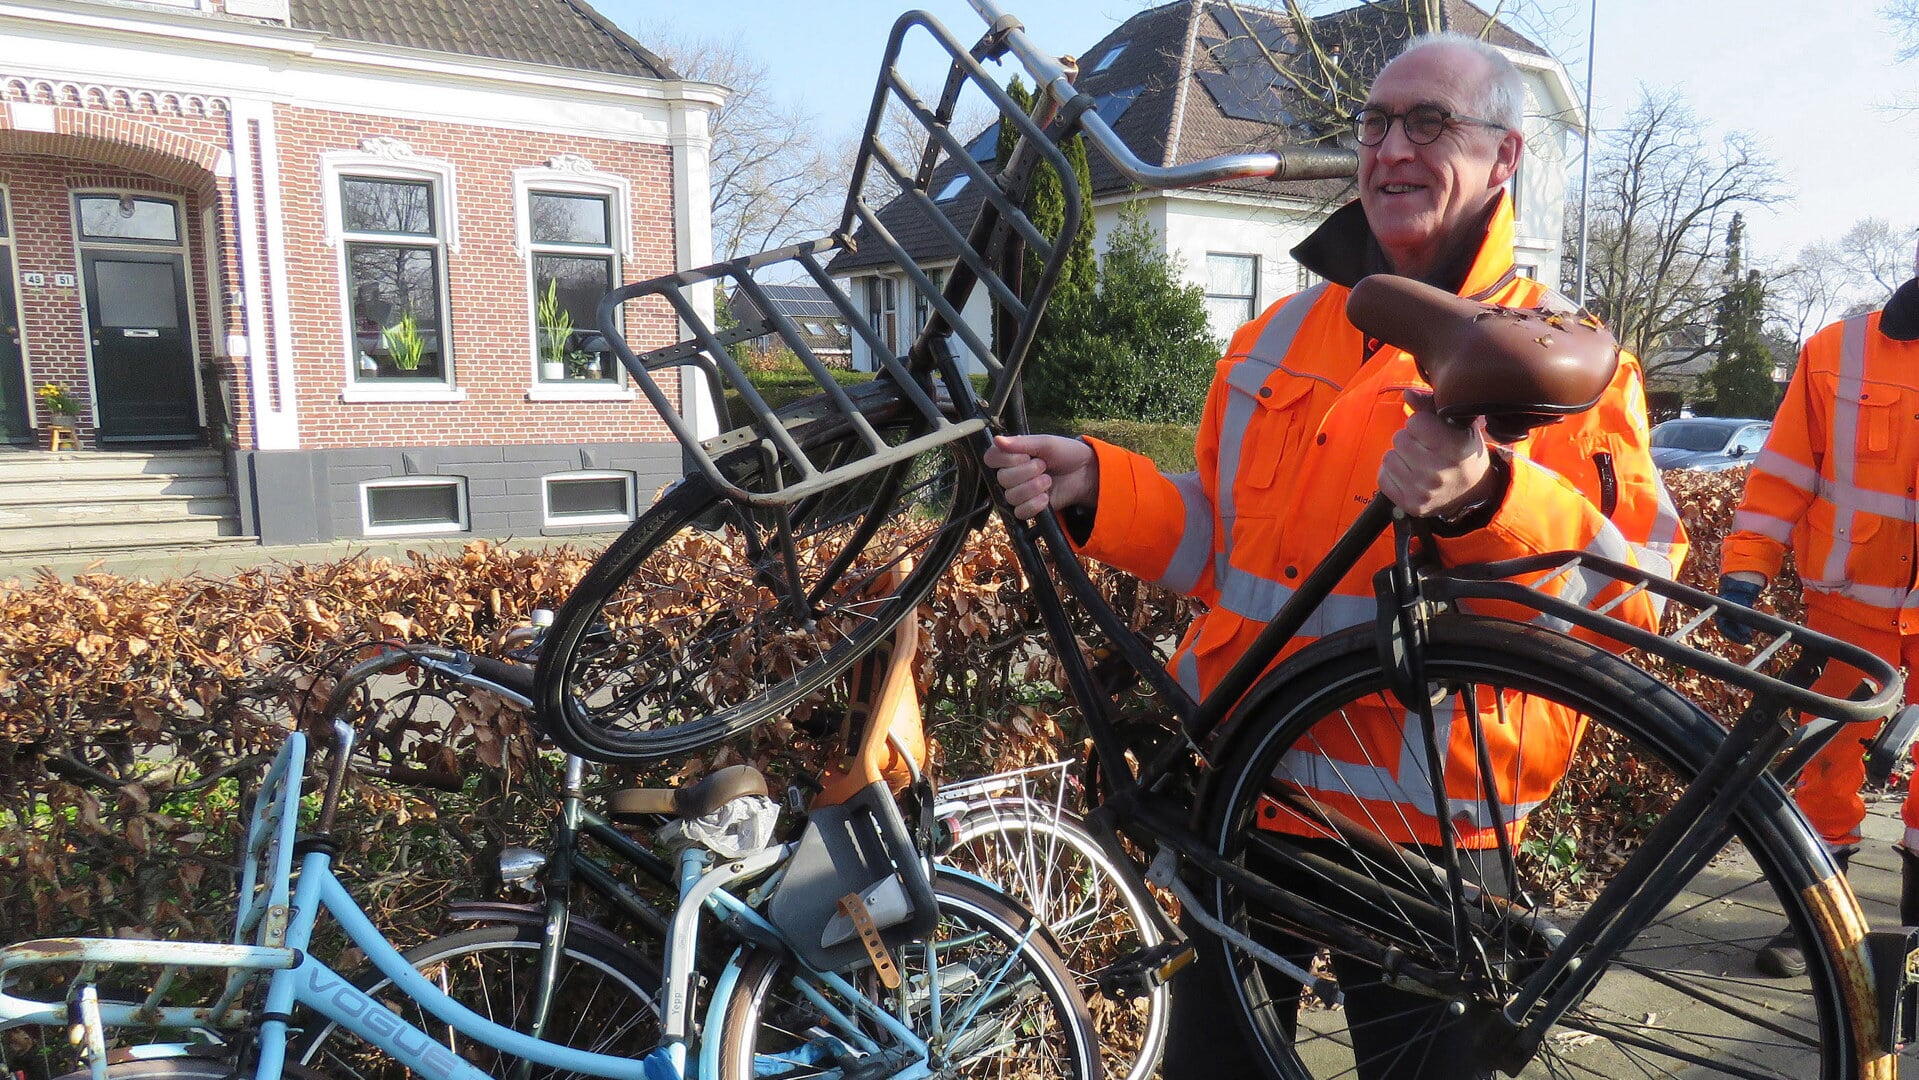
left=0, top=516, right=246, bottom=558
left=0, top=494, right=239, bottom=530
left=0, top=474, right=233, bottom=503
left=0, top=533, right=260, bottom=573
left=0, top=450, right=227, bottom=483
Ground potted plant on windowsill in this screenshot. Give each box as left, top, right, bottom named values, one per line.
left=538, top=280, right=573, bottom=382
left=382, top=309, right=427, bottom=374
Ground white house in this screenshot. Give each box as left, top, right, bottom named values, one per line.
left=830, top=0, right=1580, bottom=373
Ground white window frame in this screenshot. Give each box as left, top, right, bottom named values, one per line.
left=514, top=161, right=638, bottom=402
left=542, top=470, right=637, bottom=527
left=866, top=276, right=898, bottom=357
left=322, top=146, right=465, bottom=402
left=360, top=475, right=469, bottom=536
left=1204, top=252, right=1259, bottom=338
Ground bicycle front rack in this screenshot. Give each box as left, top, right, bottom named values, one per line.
left=596, top=10, right=1085, bottom=508
left=1427, top=552, right=1904, bottom=725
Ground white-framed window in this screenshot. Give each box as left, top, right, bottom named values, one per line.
left=322, top=145, right=461, bottom=399
left=543, top=471, right=636, bottom=527
left=514, top=160, right=634, bottom=398
left=1514, top=264, right=1536, bottom=279
left=1205, top=253, right=1258, bottom=341
left=1297, top=263, right=1320, bottom=291
left=866, top=276, right=898, bottom=356
left=914, top=268, right=945, bottom=335
left=361, top=476, right=468, bottom=535
left=1091, top=42, right=1129, bottom=73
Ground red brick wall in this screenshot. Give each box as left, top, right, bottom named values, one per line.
left=273, top=106, right=681, bottom=450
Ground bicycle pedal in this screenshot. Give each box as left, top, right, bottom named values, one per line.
left=1866, top=927, right=1919, bottom=1053
left=1091, top=941, right=1195, bottom=1001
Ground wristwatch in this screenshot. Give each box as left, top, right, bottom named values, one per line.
left=1432, top=453, right=1511, bottom=535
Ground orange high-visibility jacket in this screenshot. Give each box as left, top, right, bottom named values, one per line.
left=1072, top=195, right=1688, bottom=846
left=1724, top=307, right=1919, bottom=633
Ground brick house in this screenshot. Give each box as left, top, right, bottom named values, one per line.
left=832, top=0, right=1579, bottom=373
left=0, top=0, right=720, bottom=550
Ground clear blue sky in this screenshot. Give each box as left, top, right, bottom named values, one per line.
left=592, top=0, right=1917, bottom=266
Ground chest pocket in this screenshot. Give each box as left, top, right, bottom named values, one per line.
left=1854, top=383, right=1906, bottom=460
left=1227, top=376, right=1317, bottom=500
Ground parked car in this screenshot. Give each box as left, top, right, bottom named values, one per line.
left=1650, top=417, right=1773, bottom=471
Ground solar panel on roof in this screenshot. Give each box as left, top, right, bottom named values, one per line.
left=1093, top=86, right=1143, bottom=125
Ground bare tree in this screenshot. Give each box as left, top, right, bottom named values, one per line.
left=1766, top=240, right=1855, bottom=344
left=1887, top=0, right=1919, bottom=60
left=655, top=33, right=842, bottom=259
left=1837, top=217, right=1916, bottom=298
left=1572, top=89, right=1786, bottom=384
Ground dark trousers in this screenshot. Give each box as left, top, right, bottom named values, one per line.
left=1163, top=838, right=1514, bottom=1080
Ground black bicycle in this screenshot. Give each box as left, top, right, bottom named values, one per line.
left=526, top=3, right=1917, bottom=1077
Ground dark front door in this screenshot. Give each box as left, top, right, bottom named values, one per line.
left=82, top=249, right=199, bottom=442
left=0, top=249, right=27, bottom=444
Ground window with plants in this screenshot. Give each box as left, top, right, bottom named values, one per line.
left=529, top=191, right=616, bottom=383
left=343, top=176, right=448, bottom=383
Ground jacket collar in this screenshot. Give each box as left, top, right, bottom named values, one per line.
left=1291, top=190, right=1518, bottom=301
left=1882, top=278, right=1919, bottom=342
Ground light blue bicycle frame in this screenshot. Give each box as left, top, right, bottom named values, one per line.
left=0, top=730, right=1003, bottom=1080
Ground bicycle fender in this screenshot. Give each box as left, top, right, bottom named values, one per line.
left=441, top=901, right=639, bottom=960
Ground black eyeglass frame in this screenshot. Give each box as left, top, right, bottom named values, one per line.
left=1351, top=104, right=1511, bottom=147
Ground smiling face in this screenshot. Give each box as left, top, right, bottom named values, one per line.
left=1358, top=44, right=1523, bottom=281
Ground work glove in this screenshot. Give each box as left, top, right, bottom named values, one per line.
left=1714, top=574, right=1765, bottom=645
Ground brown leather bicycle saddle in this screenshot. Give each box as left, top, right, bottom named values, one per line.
left=1346, top=275, right=1619, bottom=442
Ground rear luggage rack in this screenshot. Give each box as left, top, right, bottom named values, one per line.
left=595, top=11, right=1087, bottom=508
left=1428, top=552, right=1903, bottom=724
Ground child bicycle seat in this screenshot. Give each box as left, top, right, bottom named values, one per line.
left=1347, top=274, right=1619, bottom=443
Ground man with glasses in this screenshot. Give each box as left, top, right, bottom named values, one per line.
left=987, top=31, right=1683, bottom=1080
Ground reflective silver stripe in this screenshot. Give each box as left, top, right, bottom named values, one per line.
left=1273, top=691, right=1543, bottom=829
left=1732, top=509, right=1794, bottom=543
left=1175, top=647, right=1201, bottom=700
left=1154, top=471, right=1213, bottom=594
left=1217, top=285, right=1327, bottom=531
left=1805, top=581, right=1910, bottom=608
left=1820, top=316, right=1871, bottom=583
left=1752, top=446, right=1820, bottom=491
left=1646, top=477, right=1684, bottom=557
left=1215, top=562, right=1378, bottom=635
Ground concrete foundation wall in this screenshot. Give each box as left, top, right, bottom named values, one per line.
left=237, top=441, right=682, bottom=545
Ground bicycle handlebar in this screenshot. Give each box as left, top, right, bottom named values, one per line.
left=963, top=0, right=1359, bottom=186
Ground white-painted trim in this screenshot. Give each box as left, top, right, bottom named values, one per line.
left=360, top=474, right=469, bottom=536
left=227, top=98, right=296, bottom=449
left=322, top=147, right=460, bottom=392
left=540, top=470, right=636, bottom=528
left=0, top=6, right=725, bottom=143
left=525, top=384, right=636, bottom=403
left=0, top=185, right=32, bottom=433
left=198, top=204, right=224, bottom=355
left=512, top=160, right=634, bottom=260
left=338, top=385, right=468, bottom=404
left=668, top=93, right=718, bottom=441
left=320, top=143, right=461, bottom=252
left=252, top=100, right=299, bottom=447
left=67, top=187, right=204, bottom=433
left=514, top=163, right=628, bottom=389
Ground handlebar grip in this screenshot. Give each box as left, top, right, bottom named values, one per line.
left=1266, top=146, right=1361, bottom=182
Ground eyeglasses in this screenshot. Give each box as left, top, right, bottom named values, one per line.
left=1351, top=104, right=1508, bottom=147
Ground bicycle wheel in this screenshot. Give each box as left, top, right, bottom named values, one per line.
left=942, top=798, right=1169, bottom=1080
left=52, top=1059, right=283, bottom=1080
left=294, top=924, right=662, bottom=1080
left=715, top=872, right=1102, bottom=1080
left=536, top=398, right=985, bottom=764
left=1199, top=616, right=1872, bottom=1080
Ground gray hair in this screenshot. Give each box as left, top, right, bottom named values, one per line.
left=1392, top=32, right=1526, bottom=134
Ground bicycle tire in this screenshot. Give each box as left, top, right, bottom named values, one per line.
left=714, top=872, right=1102, bottom=1080
left=943, top=799, right=1169, bottom=1080
left=1196, top=616, right=1873, bottom=1080
left=293, top=924, right=662, bottom=1080
left=535, top=395, right=986, bottom=764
